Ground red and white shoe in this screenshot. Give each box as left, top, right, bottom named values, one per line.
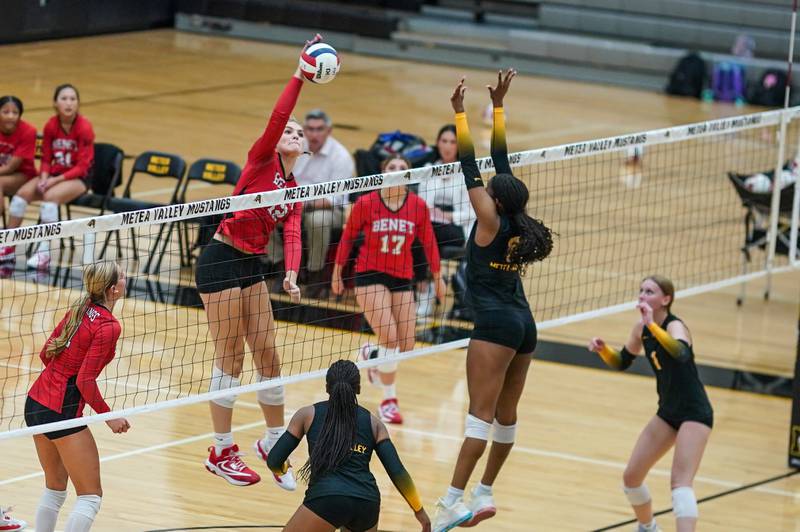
left=26, top=251, right=50, bottom=271
left=0, top=246, right=15, bottom=264
left=204, top=444, right=261, bottom=486
left=379, top=398, right=403, bottom=424
left=253, top=439, right=297, bottom=491
left=0, top=507, right=26, bottom=531
left=358, top=343, right=379, bottom=386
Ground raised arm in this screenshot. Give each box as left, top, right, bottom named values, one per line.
left=487, top=69, right=516, bottom=175
left=639, top=302, right=693, bottom=363
left=451, top=78, right=499, bottom=236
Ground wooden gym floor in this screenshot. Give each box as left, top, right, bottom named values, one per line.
left=1, top=30, right=799, bottom=531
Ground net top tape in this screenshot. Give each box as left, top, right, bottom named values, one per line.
left=1, top=107, right=793, bottom=247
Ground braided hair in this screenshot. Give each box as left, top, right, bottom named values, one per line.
left=489, top=173, right=554, bottom=267
left=298, top=359, right=361, bottom=482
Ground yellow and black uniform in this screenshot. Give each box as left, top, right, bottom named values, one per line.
left=267, top=401, right=423, bottom=531
left=456, top=108, right=537, bottom=354
left=642, top=314, right=714, bottom=429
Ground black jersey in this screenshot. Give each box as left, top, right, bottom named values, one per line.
left=641, top=314, right=713, bottom=420
left=305, top=401, right=380, bottom=503
left=465, top=215, right=529, bottom=311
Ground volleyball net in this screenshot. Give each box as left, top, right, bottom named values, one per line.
left=1, top=106, right=799, bottom=439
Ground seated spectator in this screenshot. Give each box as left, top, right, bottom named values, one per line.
left=414, top=124, right=475, bottom=317
left=0, top=84, right=94, bottom=271
left=0, top=96, right=37, bottom=224
left=269, top=109, right=354, bottom=298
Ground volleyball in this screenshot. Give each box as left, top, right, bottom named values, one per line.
left=300, top=43, right=340, bottom=84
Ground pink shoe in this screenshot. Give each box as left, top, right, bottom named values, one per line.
left=0, top=507, right=26, bottom=531
left=0, top=246, right=15, bottom=264
left=204, top=444, right=261, bottom=486
left=253, top=439, right=297, bottom=491
left=379, top=398, right=403, bottom=424
left=358, top=343, right=380, bottom=386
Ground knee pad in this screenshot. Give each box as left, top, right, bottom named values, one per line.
left=39, top=487, right=67, bottom=510
left=209, top=365, right=240, bottom=409
left=72, top=494, right=102, bottom=521
left=492, top=420, right=517, bottom=444
left=8, top=195, right=27, bottom=218
left=256, top=374, right=285, bottom=406
left=671, top=486, right=698, bottom=518
left=623, top=484, right=652, bottom=506
left=40, top=201, right=59, bottom=223
left=464, top=414, right=492, bottom=441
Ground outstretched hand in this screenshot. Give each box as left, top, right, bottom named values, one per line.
left=587, top=337, right=606, bottom=353
left=487, top=69, right=516, bottom=107
left=302, top=33, right=323, bottom=53
left=450, top=77, right=466, bottom=113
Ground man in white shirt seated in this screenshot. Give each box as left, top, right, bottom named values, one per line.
left=269, top=109, right=355, bottom=298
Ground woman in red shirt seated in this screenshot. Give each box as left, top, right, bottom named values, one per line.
left=0, top=84, right=94, bottom=271
left=332, top=156, right=445, bottom=425
left=0, top=95, right=37, bottom=223
left=25, top=261, right=129, bottom=532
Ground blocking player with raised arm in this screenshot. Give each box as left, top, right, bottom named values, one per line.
left=588, top=276, right=713, bottom=532
left=267, top=360, right=431, bottom=532
left=194, top=35, right=323, bottom=490
left=24, top=261, right=129, bottom=532
left=432, top=70, right=554, bottom=532
left=331, top=156, right=445, bottom=425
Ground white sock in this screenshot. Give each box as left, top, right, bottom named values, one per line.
left=64, top=494, right=101, bottom=532
left=383, top=383, right=397, bottom=400
left=442, top=486, right=464, bottom=507
left=213, top=432, right=234, bottom=454
left=265, top=426, right=285, bottom=451
left=38, top=202, right=58, bottom=255
left=35, top=488, right=67, bottom=532
left=474, top=482, right=493, bottom=496
left=640, top=519, right=658, bottom=531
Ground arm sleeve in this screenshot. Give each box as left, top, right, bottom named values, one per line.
left=39, top=124, right=52, bottom=175
left=598, top=345, right=635, bottom=371
left=455, top=112, right=483, bottom=190
left=39, top=315, right=68, bottom=367
left=335, top=198, right=365, bottom=266
left=61, top=122, right=95, bottom=180
left=75, top=322, right=121, bottom=414
left=266, top=432, right=301, bottom=475
left=16, top=127, right=36, bottom=160
left=282, top=202, right=303, bottom=273
left=247, top=77, right=304, bottom=163
left=646, top=323, right=692, bottom=363
left=490, top=107, right=512, bottom=175
left=376, top=439, right=423, bottom=512
left=417, top=201, right=441, bottom=274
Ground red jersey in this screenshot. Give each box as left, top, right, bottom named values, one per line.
left=28, top=304, right=121, bottom=416
left=40, top=114, right=95, bottom=180
left=217, top=77, right=303, bottom=272
left=0, top=119, right=37, bottom=178
left=336, top=190, right=441, bottom=280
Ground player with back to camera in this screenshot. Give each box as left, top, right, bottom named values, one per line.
left=266, top=359, right=431, bottom=532
left=194, top=34, right=326, bottom=490
left=588, top=275, right=713, bottom=532
left=432, top=70, right=554, bottom=532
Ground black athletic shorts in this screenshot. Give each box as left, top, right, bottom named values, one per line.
left=471, top=307, right=537, bottom=354
left=353, top=270, right=412, bottom=292
left=24, top=376, right=87, bottom=440
left=657, top=408, right=714, bottom=430
left=304, top=495, right=380, bottom=531
left=195, top=239, right=268, bottom=294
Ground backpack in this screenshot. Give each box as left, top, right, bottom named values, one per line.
left=711, top=61, right=746, bottom=103
left=666, top=53, right=707, bottom=98
left=354, top=130, right=436, bottom=176
left=749, top=69, right=787, bottom=107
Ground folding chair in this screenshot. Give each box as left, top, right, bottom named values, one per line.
left=159, top=158, right=240, bottom=273
left=727, top=171, right=796, bottom=304
left=116, top=151, right=187, bottom=275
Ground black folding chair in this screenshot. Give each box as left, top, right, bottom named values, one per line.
left=727, top=171, right=795, bottom=304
